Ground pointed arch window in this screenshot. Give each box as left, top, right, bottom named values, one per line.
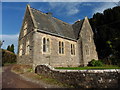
left=59, top=41, right=64, bottom=54
left=88, top=35, right=91, bottom=42
left=85, top=45, right=90, bottom=55
left=71, top=44, right=75, bottom=55
left=43, top=37, right=50, bottom=53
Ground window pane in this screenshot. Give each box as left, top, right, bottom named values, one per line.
left=62, top=42, right=64, bottom=54
left=59, top=41, right=61, bottom=54
left=43, top=38, right=46, bottom=52
left=47, top=38, right=50, bottom=52
left=71, top=44, right=73, bottom=55
left=85, top=46, right=89, bottom=55
left=73, top=44, right=75, bottom=55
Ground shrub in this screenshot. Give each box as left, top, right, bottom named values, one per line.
left=88, top=59, right=103, bottom=67
left=2, top=49, right=16, bottom=66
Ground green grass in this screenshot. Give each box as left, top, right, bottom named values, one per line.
left=55, top=66, right=120, bottom=70
left=3, top=62, right=16, bottom=66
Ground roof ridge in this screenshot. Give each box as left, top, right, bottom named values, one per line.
left=31, top=7, right=71, bottom=26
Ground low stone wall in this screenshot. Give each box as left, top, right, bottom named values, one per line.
left=35, top=64, right=120, bottom=88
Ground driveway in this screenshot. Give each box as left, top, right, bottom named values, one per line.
left=2, top=65, right=44, bottom=88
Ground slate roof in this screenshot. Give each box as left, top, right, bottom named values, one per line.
left=72, top=20, right=84, bottom=39
left=30, top=7, right=84, bottom=41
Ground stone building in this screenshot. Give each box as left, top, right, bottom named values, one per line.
left=17, top=5, right=98, bottom=68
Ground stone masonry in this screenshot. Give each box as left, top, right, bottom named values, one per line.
left=35, top=65, right=120, bottom=88
left=17, top=4, right=98, bottom=69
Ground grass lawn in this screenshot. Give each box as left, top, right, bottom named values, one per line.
left=55, top=66, right=120, bottom=70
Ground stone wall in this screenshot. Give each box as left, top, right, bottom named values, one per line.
left=17, top=6, right=35, bottom=65
left=79, top=17, right=98, bottom=66
left=35, top=65, right=120, bottom=88
left=33, top=32, right=80, bottom=68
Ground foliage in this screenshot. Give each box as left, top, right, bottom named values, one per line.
left=7, top=44, right=15, bottom=53
left=11, top=44, right=15, bottom=53
left=89, top=6, right=120, bottom=65
left=7, top=45, right=11, bottom=51
left=88, top=59, right=103, bottom=67
left=2, top=49, right=16, bottom=66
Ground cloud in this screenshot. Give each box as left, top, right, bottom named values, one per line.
left=49, top=2, right=80, bottom=16
left=0, top=34, right=19, bottom=53
left=93, top=2, right=116, bottom=14
left=82, top=3, right=92, bottom=6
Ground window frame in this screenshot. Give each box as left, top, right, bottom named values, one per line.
left=71, top=44, right=75, bottom=55
left=58, top=41, right=65, bottom=55
left=85, top=45, right=90, bottom=56
left=42, top=37, right=50, bottom=54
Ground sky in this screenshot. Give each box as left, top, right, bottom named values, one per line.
left=1, top=1, right=118, bottom=53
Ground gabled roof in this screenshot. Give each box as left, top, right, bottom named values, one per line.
left=29, top=6, right=84, bottom=41
left=72, top=19, right=84, bottom=39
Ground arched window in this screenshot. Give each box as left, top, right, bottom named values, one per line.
left=85, top=45, right=90, bottom=55
left=26, top=40, right=30, bottom=55
left=43, top=38, right=46, bottom=52
left=62, top=42, right=64, bottom=54
left=59, top=41, right=64, bottom=54
left=59, top=41, right=61, bottom=54
left=46, top=38, right=50, bottom=52
left=71, top=44, right=75, bottom=55
left=43, top=37, right=50, bottom=53
left=23, top=22, right=28, bottom=36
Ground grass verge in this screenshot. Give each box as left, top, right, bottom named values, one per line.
left=3, top=62, right=16, bottom=66
left=55, top=65, right=120, bottom=70
left=12, top=64, right=71, bottom=88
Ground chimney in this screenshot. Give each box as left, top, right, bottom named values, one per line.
left=46, top=12, right=52, bottom=17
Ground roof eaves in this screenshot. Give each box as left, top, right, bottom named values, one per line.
left=37, top=29, right=77, bottom=42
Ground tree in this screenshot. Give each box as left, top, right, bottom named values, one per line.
left=89, top=6, right=120, bottom=65
left=7, top=45, right=11, bottom=51
left=11, top=44, right=15, bottom=53
left=7, top=44, right=15, bottom=53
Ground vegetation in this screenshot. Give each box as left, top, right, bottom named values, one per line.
left=7, top=44, right=15, bottom=53
left=88, top=59, right=103, bottom=67
left=0, top=40, right=3, bottom=48
left=55, top=66, right=120, bottom=70
left=12, top=64, right=71, bottom=88
left=2, top=49, right=16, bottom=66
left=89, top=6, right=120, bottom=66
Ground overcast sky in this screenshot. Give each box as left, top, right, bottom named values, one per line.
left=1, top=2, right=118, bottom=53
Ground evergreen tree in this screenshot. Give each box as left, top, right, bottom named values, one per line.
left=7, top=45, right=11, bottom=51
left=7, top=44, right=15, bottom=53
left=89, top=6, right=120, bottom=65
left=11, top=44, right=15, bottom=53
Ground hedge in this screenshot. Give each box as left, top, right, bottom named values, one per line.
left=1, top=49, right=16, bottom=65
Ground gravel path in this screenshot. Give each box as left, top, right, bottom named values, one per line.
left=2, top=65, right=44, bottom=88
